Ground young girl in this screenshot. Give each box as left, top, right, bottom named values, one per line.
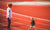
left=7, top=3, right=12, bottom=29
left=28, top=17, right=37, bottom=30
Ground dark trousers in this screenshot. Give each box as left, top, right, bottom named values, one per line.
left=7, top=18, right=11, bottom=28
left=31, top=20, right=35, bottom=26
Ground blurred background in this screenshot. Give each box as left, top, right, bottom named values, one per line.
left=0, top=0, right=50, bottom=30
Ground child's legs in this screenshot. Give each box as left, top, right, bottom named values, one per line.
left=28, top=25, right=32, bottom=30
left=33, top=25, right=37, bottom=30
left=28, top=21, right=34, bottom=29
left=29, top=25, right=33, bottom=29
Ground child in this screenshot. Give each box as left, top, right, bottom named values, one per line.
left=7, top=3, right=12, bottom=29
left=28, top=17, right=37, bottom=30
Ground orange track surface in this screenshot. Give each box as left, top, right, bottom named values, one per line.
left=0, top=0, right=35, bottom=2
left=0, top=1, right=50, bottom=30
left=0, top=9, right=50, bottom=30
left=0, top=2, right=50, bottom=20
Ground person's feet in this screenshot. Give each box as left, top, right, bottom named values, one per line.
left=8, top=28, right=11, bottom=30
left=28, top=29, right=31, bottom=30
left=7, top=26, right=10, bottom=28
left=7, top=26, right=11, bottom=30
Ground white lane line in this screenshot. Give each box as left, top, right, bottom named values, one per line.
left=0, top=13, right=31, bottom=22
left=0, top=20, right=29, bottom=29
left=0, top=18, right=29, bottom=26
left=0, top=8, right=31, bottom=18
left=37, top=27, right=49, bottom=30
left=0, top=8, right=50, bottom=21
left=36, top=22, right=50, bottom=26
left=0, top=9, right=50, bottom=26
left=0, top=14, right=50, bottom=26
left=12, top=12, right=31, bottom=18
left=0, top=23, right=22, bottom=30
left=0, top=23, right=49, bottom=30
left=8, top=2, right=50, bottom=5
left=11, top=27, right=22, bottom=30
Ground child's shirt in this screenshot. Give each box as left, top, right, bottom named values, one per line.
left=7, top=7, right=12, bottom=18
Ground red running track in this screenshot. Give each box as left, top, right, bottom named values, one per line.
left=0, top=0, right=35, bottom=2
left=0, top=9, right=50, bottom=30
left=0, top=1, right=50, bottom=20
left=0, top=1, right=50, bottom=30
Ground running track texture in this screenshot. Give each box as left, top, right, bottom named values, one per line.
left=0, top=1, right=50, bottom=30
left=0, top=0, right=35, bottom=2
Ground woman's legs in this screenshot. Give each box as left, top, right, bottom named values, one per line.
left=8, top=18, right=11, bottom=28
